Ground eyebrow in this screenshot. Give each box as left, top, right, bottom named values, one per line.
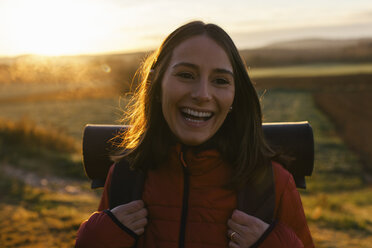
left=172, top=62, right=234, bottom=77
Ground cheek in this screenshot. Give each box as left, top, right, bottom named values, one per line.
left=161, top=83, right=174, bottom=110
left=221, top=90, right=235, bottom=113
left=161, top=78, right=187, bottom=107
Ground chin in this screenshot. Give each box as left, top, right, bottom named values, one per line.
left=182, top=140, right=204, bottom=146
left=180, top=134, right=215, bottom=146
left=180, top=137, right=207, bottom=146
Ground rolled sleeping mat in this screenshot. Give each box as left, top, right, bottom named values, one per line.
left=82, top=122, right=314, bottom=189
left=262, top=122, right=314, bottom=189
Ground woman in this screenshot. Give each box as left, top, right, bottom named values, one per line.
left=76, top=21, right=314, bottom=248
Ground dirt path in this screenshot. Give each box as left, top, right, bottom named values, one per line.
left=0, top=163, right=100, bottom=248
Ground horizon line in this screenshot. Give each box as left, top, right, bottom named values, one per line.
left=1, top=35, right=372, bottom=59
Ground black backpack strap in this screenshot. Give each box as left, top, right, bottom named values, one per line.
left=109, top=158, right=274, bottom=223
left=237, top=163, right=275, bottom=224
left=109, top=159, right=145, bottom=209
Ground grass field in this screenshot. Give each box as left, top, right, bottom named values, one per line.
left=1, top=64, right=372, bottom=247
left=262, top=89, right=372, bottom=247
left=251, top=63, right=372, bottom=78
left=250, top=63, right=372, bottom=78
left=313, top=91, right=372, bottom=180
left=0, top=95, right=127, bottom=139
left=0, top=118, right=100, bottom=247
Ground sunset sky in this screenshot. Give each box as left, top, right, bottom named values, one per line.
left=1, top=0, right=371, bottom=56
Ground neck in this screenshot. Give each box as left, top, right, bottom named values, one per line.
left=180, top=136, right=218, bottom=155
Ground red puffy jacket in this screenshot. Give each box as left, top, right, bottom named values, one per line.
left=76, top=146, right=314, bottom=247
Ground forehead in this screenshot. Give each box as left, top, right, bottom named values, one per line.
left=169, top=35, right=233, bottom=71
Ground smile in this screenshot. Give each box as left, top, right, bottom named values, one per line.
left=180, top=108, right=214, bottom=122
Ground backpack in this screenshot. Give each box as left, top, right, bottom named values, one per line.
left=82, top=122, right=314, bottom=223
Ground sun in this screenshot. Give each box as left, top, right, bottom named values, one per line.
left=6, top=0, right=114, bottom=56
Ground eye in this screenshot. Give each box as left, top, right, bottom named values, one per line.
left=214, top=78, right=230, bottom=85
left=176, top=72, right=194, bottom=80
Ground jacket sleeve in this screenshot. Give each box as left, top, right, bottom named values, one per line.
left=75, top=165, right=136, bottom=248
left=257, top=165, right=314, bottom=248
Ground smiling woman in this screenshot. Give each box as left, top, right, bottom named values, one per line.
left=4, top=0, right=118, bottom=55
left=76, top=21, right=314, bottom=248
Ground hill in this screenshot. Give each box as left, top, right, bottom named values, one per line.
left=262, top=38, right=370, bottom=50
left=240, top=38, right=372, bottom=67
left=0, top=37, right=371, bottom=92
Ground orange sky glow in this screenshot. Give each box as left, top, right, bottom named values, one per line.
left=1, top=0, right=372, bottom=57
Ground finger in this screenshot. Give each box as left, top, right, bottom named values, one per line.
left=231, top=210, right=270, bottom=237
left=231, top=209, right=262, bottom=226
left=131, top=208, right=148, bottom=220
left=227, top=229, right=243, bottom=245
left=133, top=227, right=145, bottom=236
left=123, top=200, right=145, bottom=214
left=130, top=217, right=148, bottom=230
left=227, top=218, right=245, bottom=233
left=228, top=240, right=239, bottom=248
left=228, top=214, right=270, bottom=247
left=111, top=200, right=144, bottom=215
left=227, top=229, right=235, bottom=239
left=127, top=208, right=148, bottom=223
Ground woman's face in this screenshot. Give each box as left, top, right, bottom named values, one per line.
left=161, top=35, right=235, bottom=146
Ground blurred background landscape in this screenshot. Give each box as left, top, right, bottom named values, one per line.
left=1, top=0, right=372, bottom=247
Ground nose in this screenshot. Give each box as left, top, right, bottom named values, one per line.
left=191, top=77, right=212, bottom=102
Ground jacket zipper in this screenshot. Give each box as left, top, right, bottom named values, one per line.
left=179, top=150, right=189, bottom=248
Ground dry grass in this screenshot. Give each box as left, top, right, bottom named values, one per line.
left=0, top=174, right=99, bottom=248
left=0, top=117, right=100, bottom=247
left=1, top=62, right=372, bottom=247
left=256, top=73, right=372, bottom=179
left=303, top=187, right=372, bottom=247
left=0, top=85, right=118, bottom=104
left=0, top=118, right=78, bottom=153
left=0, top=95, right=126, bottom=140
left=250, top=63, right=372, bottom=78
left=253, top=73, right=372, bottom=91
left=261, top=89, right=372, bottom=248
left=313, top=90, right=372, bottom=179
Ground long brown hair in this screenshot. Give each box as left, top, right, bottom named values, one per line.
left=114, top=21, right=277, bottom=188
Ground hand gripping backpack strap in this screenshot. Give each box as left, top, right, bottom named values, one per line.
left=108, top=158, right=274, bottom=246
left=107, top=159, right=144, bottom=248
left=109, top=159, right=145, bottom=209
left=237, top=163, right=275, bottom=224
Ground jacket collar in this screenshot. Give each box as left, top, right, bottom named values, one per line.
left=171, top=143, right=226, bottom=176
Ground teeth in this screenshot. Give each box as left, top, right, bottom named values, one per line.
left=184, top=117, right=204, bottom=123
left=181, top=108, right=212, bottom=118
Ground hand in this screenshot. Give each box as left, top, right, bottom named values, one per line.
left=227, top=209, right=269, bottom=248
left=111, top=200, right=148, bottom=235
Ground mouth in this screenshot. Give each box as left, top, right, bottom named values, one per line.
left=180, top=107, right=214, bottom=123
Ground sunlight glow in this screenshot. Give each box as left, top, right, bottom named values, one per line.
left=5, top=0, right=121, bottom=55
left=1, top=0, right=371, bottom=56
